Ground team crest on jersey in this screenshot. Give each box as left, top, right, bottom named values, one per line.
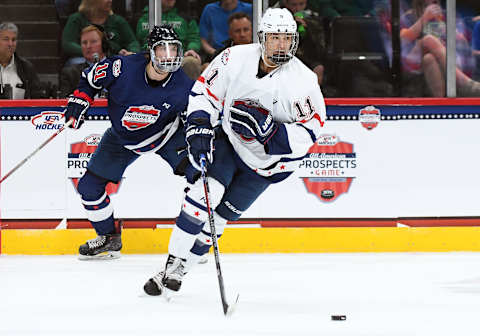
left=67, top=135, right=121, bottom=195
left=359, top=105, right=381, bottom=130
left=112, top=59, right=122, bottom=77
left=298, top=136, right=358, bottom=202
left=121, top=105, right=160, bottom=130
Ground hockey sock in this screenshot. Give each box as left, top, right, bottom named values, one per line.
left=81, top=192, right=115, bottom=235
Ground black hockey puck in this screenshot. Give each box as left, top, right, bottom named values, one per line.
left=331, top=315, right=346, bottom=321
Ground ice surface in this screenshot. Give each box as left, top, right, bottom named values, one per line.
left=1, top=253, right=480, bottom=335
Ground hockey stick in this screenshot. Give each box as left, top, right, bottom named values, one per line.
left=0, top=118, right=74, bottom=184
left=199, top=154, right=239, bottom=316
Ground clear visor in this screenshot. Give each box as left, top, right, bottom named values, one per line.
left=259, top=32, right=298, bottom=66
left=150, top=40, right=184, bottom=73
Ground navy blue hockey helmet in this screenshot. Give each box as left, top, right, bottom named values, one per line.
left=148, top=24, right=183, bottom=73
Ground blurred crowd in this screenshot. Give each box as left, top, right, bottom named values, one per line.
left=1, top=0, right=480, bottom=99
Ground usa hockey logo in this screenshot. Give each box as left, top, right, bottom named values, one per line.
left=298, top=135, right=357, bottom=202
left=67, top=134, right=121, bottom=195
left=122, top=105, right=160, bottom=130
left=359, top=105, right=381, bottom=130
left=31, top=111, right=64, bottom=130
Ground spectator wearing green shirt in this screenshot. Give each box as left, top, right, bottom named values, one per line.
left=136, top=0, right=202, bottom=80
left=62, top=0, right=140, bottom=65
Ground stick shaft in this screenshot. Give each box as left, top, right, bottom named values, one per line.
left=199, top=156, right=230, bottom=315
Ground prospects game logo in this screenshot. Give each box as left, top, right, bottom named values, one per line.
left=67, top=134, right=121, bottom=195
left=31, top=111, right=64, bottom=130
left=297, top=135, right=357, bottom=202
left=122, top=105, right=160, bottom=130
left=359, top=105, right=381, bottom=130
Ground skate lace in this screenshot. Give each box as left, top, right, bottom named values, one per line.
left=151, top=271, right=165, bottom=287
left=166, top=258, right=185, bottom=281
left=87, top=235, right=106, bottom=248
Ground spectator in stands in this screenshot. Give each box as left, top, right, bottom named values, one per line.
left=417, top=33, right=480, bottom=96
left=472, top=20, right=480, bottom=81
left=282, top=0, right=326, bottom=85
left=59, top=25, right=107, bottom=97
left=199, top=0, right=252, bottom=58
left=0, top=22, right=43, bottom=99
left=202, top=12, right=253, bottom=71
left=136, top=0, right=202, bottom=80
left=217, top=11, right=253, bottom=53
left=62, top=0, right=139, bottom=65
left=399, top=0, right=475, bottom=96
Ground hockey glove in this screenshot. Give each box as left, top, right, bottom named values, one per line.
left=64, top=94, right=90, bottom=129
left=186, top=111, right=215, bottom=171
left=230, top=102, right=278, bottom=145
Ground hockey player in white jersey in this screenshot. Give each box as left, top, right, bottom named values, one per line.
left=144, top=8, right=326, bottom=296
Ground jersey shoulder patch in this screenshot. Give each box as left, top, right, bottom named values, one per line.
left=112, top=59, right=122, bottom=77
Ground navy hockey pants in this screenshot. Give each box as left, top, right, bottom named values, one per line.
left=77, top=126, right=196, bottom=235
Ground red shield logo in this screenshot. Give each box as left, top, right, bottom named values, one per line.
left=122, top=105, right=160, bottom=130
left=301, top=136, right=356, bottom=202
left=359, top=105, right=381, bottom=130
left=69, top=135, right=121, bottom=195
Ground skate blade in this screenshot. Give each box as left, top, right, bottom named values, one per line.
left=78, top=251, right=121, bottom=261
left=198, top=256, right=208, bottom=264
left=139, top=287, right=172, bottom=302
left=163, top=288, right=175, bottom=302
left=225, top=294, right=240, bottom=317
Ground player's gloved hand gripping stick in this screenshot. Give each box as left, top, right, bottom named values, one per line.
left=186, top=111, right=215, bottom=170
left=199, top=154, right=239, bottom=316
left=64, top=94, right=91, bottom=129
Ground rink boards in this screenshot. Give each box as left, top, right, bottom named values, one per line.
left=1, top=98, right=480, bottom=254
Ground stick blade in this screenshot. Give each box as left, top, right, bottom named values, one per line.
left=224, top=294, right=240, bottom=317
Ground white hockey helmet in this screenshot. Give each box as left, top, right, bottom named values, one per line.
left=258, top=8, right=299, bottom=66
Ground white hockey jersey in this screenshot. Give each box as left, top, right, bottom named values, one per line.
left=187, top=43, right=326, bottom=177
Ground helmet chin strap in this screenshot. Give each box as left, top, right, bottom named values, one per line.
left=261, top=52, right=279, bottom=68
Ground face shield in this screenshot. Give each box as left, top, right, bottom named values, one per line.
left=150, top=40, right=183, bottom=73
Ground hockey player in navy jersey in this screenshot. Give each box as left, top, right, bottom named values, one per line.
left=64, top=24, right=197, bottom=259
left=143, top=8, right=326, bottom=296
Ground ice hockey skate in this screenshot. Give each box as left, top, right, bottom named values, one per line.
left=78, top=220, right=123, bottom=260
left=78, top=232, right=122, bottom=260
left=163, top=254, right=186, bottom=291
left=144, top=255, right=186, bottom=297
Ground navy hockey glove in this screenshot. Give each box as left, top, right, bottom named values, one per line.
left=230, top=102, right=278, bottom=145
left=186, top=111, right=215, bottom=171
left=64, top=91, right=91, bottom=129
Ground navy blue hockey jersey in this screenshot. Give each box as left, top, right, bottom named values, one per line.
left=77, top=52, right=194, bottom=154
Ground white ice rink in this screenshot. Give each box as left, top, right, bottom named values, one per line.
left=1, top=253, right=480, bottom=336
